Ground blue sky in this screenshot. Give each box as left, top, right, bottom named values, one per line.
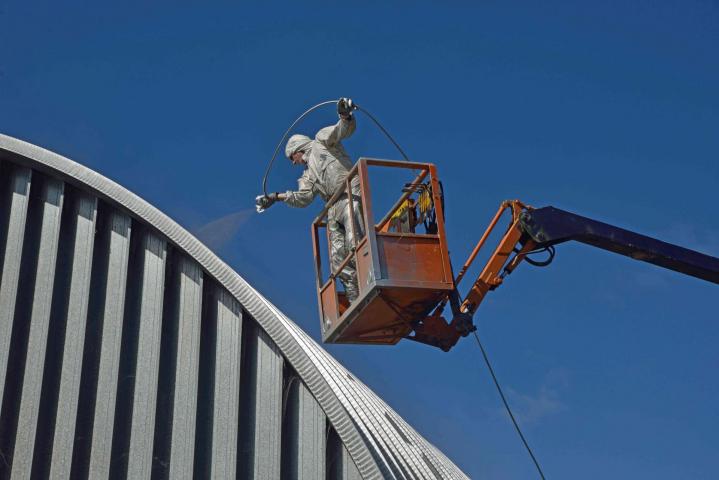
left=2, top=1, right=718, bottom=478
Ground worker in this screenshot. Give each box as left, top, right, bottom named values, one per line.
left=256, top=98, right=365, bottom=303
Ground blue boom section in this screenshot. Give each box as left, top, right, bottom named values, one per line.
left=520, top=206, right=719, bottom=284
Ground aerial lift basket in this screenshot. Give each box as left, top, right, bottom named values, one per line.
left=312, top=158, right=454, bottom=346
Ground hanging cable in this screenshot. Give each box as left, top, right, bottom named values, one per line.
left=261, top=99, right=410, bottom=196
left=472, top=331, right=547, bottom=480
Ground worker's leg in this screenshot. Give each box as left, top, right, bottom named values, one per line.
left=347, top=195, right=365, bottom=241
left=329, top=223, right=357, bottom=302
left=329, top=199, right=361, bottom=303
left=341, top=197, right=365, bottom=302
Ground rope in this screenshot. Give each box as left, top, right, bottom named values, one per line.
left=472, top=331, right=547, bottom=479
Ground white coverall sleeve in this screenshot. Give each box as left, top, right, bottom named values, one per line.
left=283, top=170, right=317, bottom=208
left=315, top=116, right=356, bottom=147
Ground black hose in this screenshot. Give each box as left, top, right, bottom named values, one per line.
left=261, top=99, right=410, bottom=196
left=524, top=245, right=556, bottom=267
left=355, top=105, right=411, bottom=162
left=262, top=100, right=337, bottom=196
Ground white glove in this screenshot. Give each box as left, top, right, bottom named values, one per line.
left=255, top=193, right=279, bottom=213
left=337, top=98, right=356, bottom=118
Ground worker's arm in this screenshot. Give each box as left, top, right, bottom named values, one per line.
left=315, top=115, right=356, bottom=148
left=280, top=169, right=317, bottom=208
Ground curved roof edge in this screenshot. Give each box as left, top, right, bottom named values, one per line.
left=0, top=133, right=468, bottom=480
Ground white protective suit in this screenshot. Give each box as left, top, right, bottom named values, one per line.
left=283, top=116, right=365, bottom=302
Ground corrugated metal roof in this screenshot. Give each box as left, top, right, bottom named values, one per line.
left=0, top=133, right=469, bottom=479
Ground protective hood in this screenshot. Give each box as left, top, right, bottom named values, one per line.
left=285, top=134, right=313, bottom=159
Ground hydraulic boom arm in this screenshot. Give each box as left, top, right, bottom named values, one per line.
left=459, top=201, right=719, bottom=316
left=520, top=206, right=719, bottom=283
left=410, top=200, right=719, bottom=351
